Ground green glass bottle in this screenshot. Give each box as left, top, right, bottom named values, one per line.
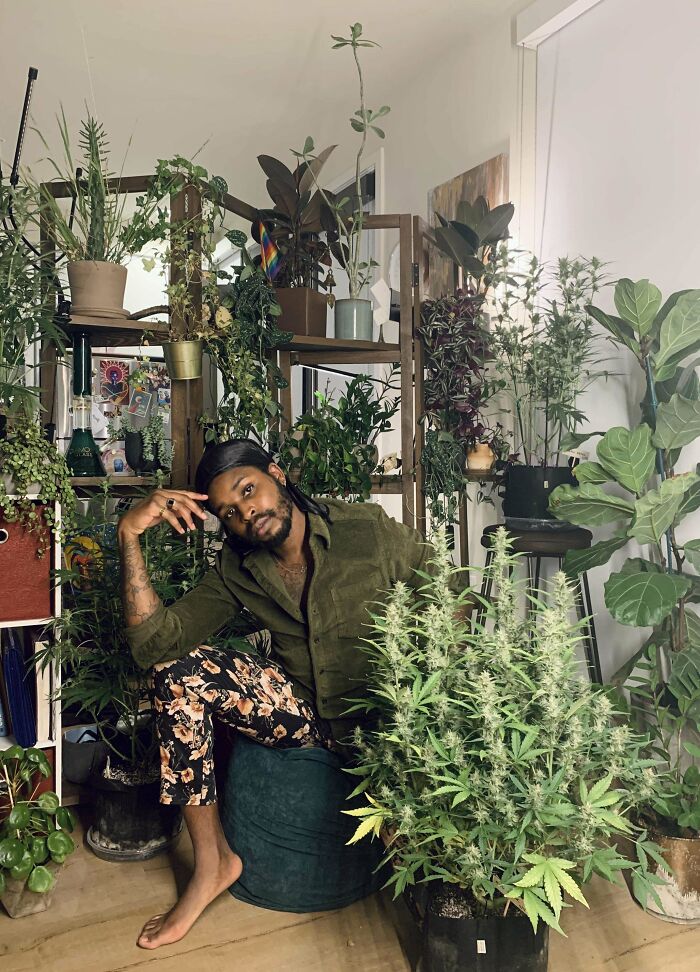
left=66, top=331, right=106, bottom=478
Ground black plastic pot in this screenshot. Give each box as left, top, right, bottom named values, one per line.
left=501, top=464, right=576, bottom=521
left=62, top=725, right=108, bottom=785
left=422, top=890, right=549, bottom=972
left=87, top=771, right=182, bottom=862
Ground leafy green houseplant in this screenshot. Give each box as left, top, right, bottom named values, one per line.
left=293, top=23, right=390, bottom=340
left=0, top=744, right=77, bottom=917
left=29, top=111, right=173, bottom=317
left=252, top=149, right=335, bottom=337
left=0, top=187, right=65, bottom=424
left=548, top=279, right=700, bottom=920
left=418, top=293, right=509, bottom=530
left=490, top=250, right=606, bottom=520
left=0, top=419, right=77, bottom=556
left=343, top=528, right=666, bottom=962
left=279, top=369, right=399, bottom=501
left=429, top=195, right=514, bottom=299
left=201, top=233, right=292, bottom=444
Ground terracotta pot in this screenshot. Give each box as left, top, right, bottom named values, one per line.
left=466, top=443, right=495, bottom=472
left=67, top=261, right=128, bottom=319
left=1, top=861, right=63, bottom=918
left=162, top=340, right=203, bottom=381
left=644, top=832, right=700, bottom=924
left=276, top=288, right=327, bottom=337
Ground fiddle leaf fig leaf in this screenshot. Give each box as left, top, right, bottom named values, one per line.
left=587, top=305, right=639, bottom=353
left=629, top=473, right=699, bottom=543
left=573, top=461, right=610, bottom=485
left=596, top=425, right=656, bottom=494
left=548, top=482, right=635, bottom=527
left=653, top=394, right=700, bottom=450
left=683, top=540, right=700, bottom=573
left=654, top=291, right=700, bottom=373
left=604, top=569, right=690, bottom=627
left=562, top=534, right=629, bottom=578
left=614, top=279, right=662, bottom=337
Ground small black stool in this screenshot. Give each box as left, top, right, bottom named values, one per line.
left=479, top=524, right=603, bottom=683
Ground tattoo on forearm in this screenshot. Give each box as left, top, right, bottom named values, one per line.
left=120, top=534, right=161, bottom=627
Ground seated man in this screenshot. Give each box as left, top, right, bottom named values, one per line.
left=119, top=437, right=462, bottom=949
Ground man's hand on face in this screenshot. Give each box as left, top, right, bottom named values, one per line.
left=118, top=489, right=209, bottom=539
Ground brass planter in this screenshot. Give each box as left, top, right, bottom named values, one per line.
left=276, top=287, right=327, bottom=337
left=162, top=340, right=203, bottom=381
left=646, top=832, right=700, bottom=924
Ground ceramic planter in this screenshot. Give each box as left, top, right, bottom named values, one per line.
left=642, top=832, right=700, bottom=924
left=466, top=443, right=496, bottom=473
left=276, top=287, right=327, bottom=337
left=162, top=339, right=203, bottom=380
left=67, top=261, right=128, bottom=319
left=1, top=861, right=63, bottom=918
left=334, top=298, right=373, bottom=341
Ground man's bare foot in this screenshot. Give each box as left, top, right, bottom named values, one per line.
left=137, top=849, right=243, bottom=949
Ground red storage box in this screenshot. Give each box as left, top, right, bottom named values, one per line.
left=0, top=509, right=52, bottom=623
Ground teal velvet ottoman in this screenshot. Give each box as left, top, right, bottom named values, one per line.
left=221, top=734, right=388, bottom=913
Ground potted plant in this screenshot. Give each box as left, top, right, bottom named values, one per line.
left=279, top=369, right=399, bottom=501
left=418, top=293, right=509, bottom=530
left=0, top=744, right=77, bottom=918
left=343, top=528, right=667, bottom=970
left=429, top=194, right=514, bottom=305
left=142, top=155, right=229, bottom=380
left=39, top=486, right=252, bottom=860
left=30, top=111, right=173, bottom=319
left=548, top=279, right=700, bottom=921
left=490, top=251, right=606, bottom=522
left=0, top=186, right=65, bottom=430
left=200, top=231, right=292, bottom=444
left=252, top=148, right=336, bottom=336
left=293, top=23, right=390, bottom=341
left=119, top=412, right=170, bottom=474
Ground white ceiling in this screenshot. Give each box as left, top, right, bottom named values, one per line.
left=0, top=1, right=520, bottom=208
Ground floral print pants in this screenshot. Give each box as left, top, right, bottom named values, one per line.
left=152, top=644, right=333, bottom=806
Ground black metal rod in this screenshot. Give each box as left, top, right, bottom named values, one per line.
left=10, top=67, right=38, bottom=187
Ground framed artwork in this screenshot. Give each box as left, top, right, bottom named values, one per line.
left=130, top=359, right=171, bottom=415
left=95, top=358, right=131, bottom=407
left=427, top=153, right=509, bottom=299
left=127, top=388, right=152, bottom=418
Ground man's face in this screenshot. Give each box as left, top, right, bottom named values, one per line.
left=207, top=464, right=293, bottom=550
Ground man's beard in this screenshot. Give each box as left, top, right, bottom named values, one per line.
left=226, top=479, right=294, bottom=551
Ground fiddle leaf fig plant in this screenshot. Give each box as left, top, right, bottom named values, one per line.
left=548, top=280, right=700, bottom=835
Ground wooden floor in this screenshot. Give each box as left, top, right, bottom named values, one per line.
left=1, top=812, right=699, bottom=971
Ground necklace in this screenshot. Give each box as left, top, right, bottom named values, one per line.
left=273, top=557, right=307, bottom=575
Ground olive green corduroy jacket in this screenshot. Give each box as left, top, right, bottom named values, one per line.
left=126, top=498, right=460, bottom=743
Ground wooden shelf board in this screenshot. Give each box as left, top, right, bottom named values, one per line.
left=465, top=469, right=501, bottom=483
left=279, top=335, right=400, bottom=355
left=369, top=476, right=404, bottom=494
left=70, top=476, right=160, bottom=487
left=0, top=617, right=53, bottom=629
left=0, top=735, right=56, bottom=751
left=66, top=316, right=168, bottom=347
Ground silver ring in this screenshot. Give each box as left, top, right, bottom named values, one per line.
left=166, top=497, right=176, bottom=510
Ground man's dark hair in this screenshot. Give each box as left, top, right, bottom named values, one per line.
left=194, top=438, right=331, bottom=545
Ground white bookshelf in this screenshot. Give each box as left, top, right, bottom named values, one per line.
left=0, top=500, right=62, bottom=801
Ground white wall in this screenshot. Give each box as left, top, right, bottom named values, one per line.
left=534, top=0, right=700, bottom=676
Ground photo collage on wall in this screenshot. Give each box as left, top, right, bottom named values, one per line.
left=92, top=356, right=172, bottom=476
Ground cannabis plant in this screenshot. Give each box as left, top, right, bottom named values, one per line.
left=344, top=528, right=667, bottom=933
left=490, top=250, right=606, bottom=465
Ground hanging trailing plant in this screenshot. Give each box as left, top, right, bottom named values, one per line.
left=0, top=421, right=76, bottom=555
